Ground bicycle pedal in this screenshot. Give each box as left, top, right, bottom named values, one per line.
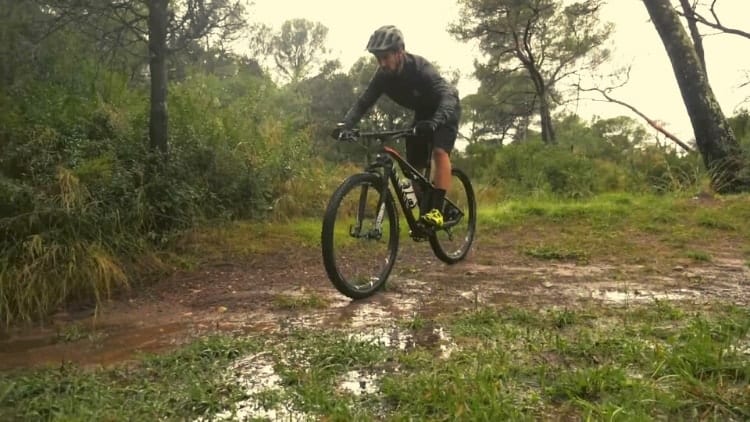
left=410, top=233, right=429, bottom=242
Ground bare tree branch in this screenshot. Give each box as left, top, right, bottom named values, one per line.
left=578, top=85, right=694, bottom=152
left=678, top=1, right=750, bottom=39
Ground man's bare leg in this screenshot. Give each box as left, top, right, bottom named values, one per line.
left=432, top=147, right=451, bottom=192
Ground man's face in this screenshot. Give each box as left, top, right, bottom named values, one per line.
left=374, top=50, right=403, bottom=74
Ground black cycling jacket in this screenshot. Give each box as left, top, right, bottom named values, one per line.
left=343, top=53, right=460, bottom=128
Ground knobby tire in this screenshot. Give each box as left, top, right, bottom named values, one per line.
left=321, top=173, right=399, bottom=299
left=428, top=168, right=476, bottom=264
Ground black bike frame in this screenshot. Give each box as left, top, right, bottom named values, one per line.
left=356, top=129, right=450, bottom=238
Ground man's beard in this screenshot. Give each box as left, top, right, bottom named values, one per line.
left=384, top=57, right=403, bottom=75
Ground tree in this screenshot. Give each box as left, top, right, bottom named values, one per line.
left=462, top=66, right=538, bottom=145
left=643, top=0, right=746, bottom=192
left=0, top=2, right=52, bottom=88
left=451, top=0, right=612, bottom=144
left=294, top=66, right=356, bottom=141
left=148, top=0, right=169, bottom=153
left=38, top=0, right=246, bottom=154
left=590, top=115, right=649, bottom=152
left=267, top=19, right=332, bottom=84
left=675, top=0, right=750, bottom=97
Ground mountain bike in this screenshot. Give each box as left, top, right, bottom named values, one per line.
left=321, top=127, right=477, bottom=299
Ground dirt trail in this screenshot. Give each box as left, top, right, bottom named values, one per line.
left=1, top=237, right=748, bottom=371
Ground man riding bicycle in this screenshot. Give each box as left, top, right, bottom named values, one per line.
left=331, top=25, right=461, bottom=229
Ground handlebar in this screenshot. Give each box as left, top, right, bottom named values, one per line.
left=337, top=126, right=414, bottom=142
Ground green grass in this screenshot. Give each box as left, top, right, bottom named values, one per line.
left=277, top=218, right=325, bottom=248
left=478, top=193, right=750, bottom=264
left=686, top=250, right=713, bottom=262
left=479, top=192, right=638, bottom=230
left=3, top=303, right=749, bottom=421
left=175, top=221, right=288, bottom=259
left=480, top=193, right=750, bottom=238
left=0, top=335, right=263, bottom=421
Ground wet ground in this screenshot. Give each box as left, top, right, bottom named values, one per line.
left=1, top=236, right=749, bottom=371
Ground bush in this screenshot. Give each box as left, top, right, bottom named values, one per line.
left=477, top=140, right=627, bottom=199
left=463, top=117, right=707, bottom=201
left=0, top=68, right=314, bottom=324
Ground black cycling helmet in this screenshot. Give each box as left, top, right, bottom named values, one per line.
left=366, top=25, right=405, bottom=53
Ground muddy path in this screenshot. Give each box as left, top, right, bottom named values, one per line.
left=1, top=235, right=749, bottom=371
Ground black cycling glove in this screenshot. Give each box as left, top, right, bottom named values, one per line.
left=414, top=120, right=437, bottom=137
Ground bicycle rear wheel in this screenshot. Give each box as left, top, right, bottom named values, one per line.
left=429, top=168, right=476, bottom=264
left=321, top=173, right=399, bottom=299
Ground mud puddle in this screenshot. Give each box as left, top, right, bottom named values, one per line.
left=2, top=247, right=749, bottom=371
left=0, top=320, right=189, bottom=370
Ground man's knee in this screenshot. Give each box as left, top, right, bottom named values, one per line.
left=432, top=147, right=450, bottom=159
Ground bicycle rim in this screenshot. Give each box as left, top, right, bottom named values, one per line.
left=321, top=173, right=399, bottom=299
left=429, top=168, right=476, bottom=264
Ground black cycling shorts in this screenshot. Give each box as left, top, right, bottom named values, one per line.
left=406, top=124, right=458, bottom=170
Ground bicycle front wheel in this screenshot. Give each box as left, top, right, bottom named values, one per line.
left=429, top=168, right=476, bottom=264
left=321, top=173, right=399, bottom=299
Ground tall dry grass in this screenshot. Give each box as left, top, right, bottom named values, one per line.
left=0, top=168, right=131, bottom=325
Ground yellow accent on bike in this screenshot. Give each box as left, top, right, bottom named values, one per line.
left=420, top=209, right=444, bottom=228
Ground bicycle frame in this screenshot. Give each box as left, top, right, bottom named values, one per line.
left=353, top=129, right=463, bottom=240
left=322, top=128, right=476, bottom=299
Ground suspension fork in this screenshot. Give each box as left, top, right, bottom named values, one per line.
left=350, top=156, right=393, bottom=238
left=350, top=185, right=368, bottom=237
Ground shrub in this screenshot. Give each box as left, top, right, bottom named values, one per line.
left=0, top=69, right=314, bottom=324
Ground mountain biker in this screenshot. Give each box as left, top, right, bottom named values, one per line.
left=331, top=25, right=461, bottom=229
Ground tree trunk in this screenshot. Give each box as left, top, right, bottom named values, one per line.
left=527, top=66, right=556, bottom=144
left=513, top=114, right=530, bottom=143
left=643, top=0, right=746, bottom=192
left=148, top=0, right=168, bottom=154
left=538, top=97, right=556, bottom=144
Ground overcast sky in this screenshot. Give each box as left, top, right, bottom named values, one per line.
left=249, top=0, right=750, bottom=142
